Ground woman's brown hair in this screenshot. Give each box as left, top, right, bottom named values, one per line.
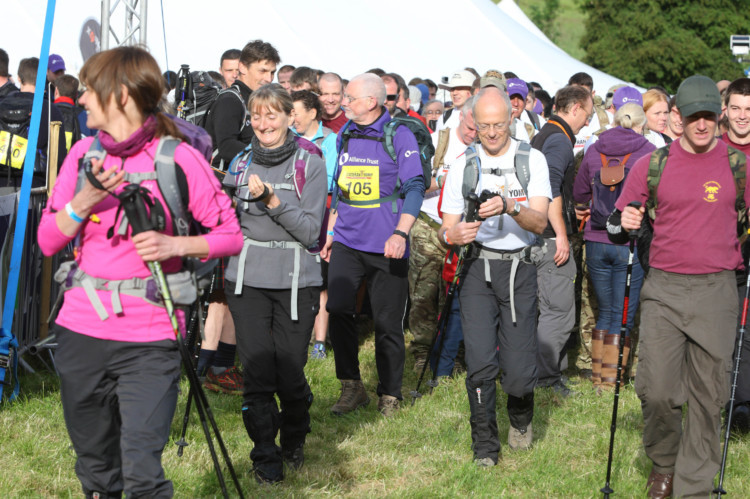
left=79, top=45, right=185, bottom=140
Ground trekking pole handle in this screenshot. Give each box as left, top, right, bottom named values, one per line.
left=120, top=185, right=156, bottom=236
left=626, top=201, right=642, bottom=240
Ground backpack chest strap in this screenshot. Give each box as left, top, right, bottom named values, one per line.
left=234, top=236, right=305, bottom=320
left=53, top=261, right=196, bottom=321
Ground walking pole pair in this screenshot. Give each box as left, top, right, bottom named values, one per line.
left=116, top=184, right=244, bottom=499
left=176, top=270, right=216, bottom=456
left=714, top=235, right=750, bottom=498
left=410, top=192, right=481, bottom=403
left=600, top=201, right=640, bottom=498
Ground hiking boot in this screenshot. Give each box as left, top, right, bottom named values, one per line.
left=378, top=395, right=400, bottom=417
left=310, top=343, right=327, bottom=360
left=474, top=457, right=497, bottom=468
left=508, top=422, right=533, bottom=450
left=203, top=366, right=243, bottom=395
left=550, top=379, right=576, bottom=398
left=645, top=469, right=673, bottom=498
left=282, top=444, right=304, bottom=471
left=731, top=404, right=750, bottom=434
left=330, top=380, right=369, bottom=415
left=252, top=466, right=282, bottom=485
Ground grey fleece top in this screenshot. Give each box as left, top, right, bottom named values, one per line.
left=224, top=143, right=327, bottom=290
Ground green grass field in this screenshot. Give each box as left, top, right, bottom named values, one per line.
left=3, top=333, right=749, bottom=498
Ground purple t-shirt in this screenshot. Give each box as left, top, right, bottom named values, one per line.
left=333, top=109, right=422, bottom=254
left=615, top=139, right=748, bottom=274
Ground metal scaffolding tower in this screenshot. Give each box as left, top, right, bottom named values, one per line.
left=100, top=0, right=148, bottom=50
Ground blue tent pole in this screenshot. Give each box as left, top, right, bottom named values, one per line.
left=0, top=0, right=57, bottom=404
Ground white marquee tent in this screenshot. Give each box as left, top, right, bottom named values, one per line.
left=3, top=0, right=634, bottom=95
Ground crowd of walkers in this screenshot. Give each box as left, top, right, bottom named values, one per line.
left=2, top=37, right=750, bottom=497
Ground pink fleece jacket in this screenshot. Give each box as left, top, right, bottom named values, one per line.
left=38, top=136, right=243, bottom=342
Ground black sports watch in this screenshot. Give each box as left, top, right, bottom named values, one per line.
left=393, top=229, right=408, bottom=239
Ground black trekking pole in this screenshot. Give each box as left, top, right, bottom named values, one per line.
left=714, top=239, right=750, bottom=498
left=117, top=185, right=244, bottom=499
left=176, top=64, right=190, bottom=120
left=410, top=192, right=480, bottom=404
left=601, top=201, right=640, bottom=498
left=176, top=270, right=216, bottom=457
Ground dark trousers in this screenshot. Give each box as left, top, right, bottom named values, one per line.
left=327, top=242, right=408, bottom=399
left=55, top=326, right=180, bottom=498
left=459, top=257, right=538, bottom=428
left=226, top=284, right=319, bottom=479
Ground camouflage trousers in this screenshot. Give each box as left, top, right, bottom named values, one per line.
left=575, top=241, right=599, bottom=370
left=408, top=216, right=446, bottom=358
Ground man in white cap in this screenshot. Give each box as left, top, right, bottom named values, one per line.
left=435, top=70, right=475, bottom=132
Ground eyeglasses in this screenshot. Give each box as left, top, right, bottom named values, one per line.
left=475, top=122, right=509, bottom=132
left=386, top=94, right=398, bottom=101
left=343, top=94, right=370, bottom=103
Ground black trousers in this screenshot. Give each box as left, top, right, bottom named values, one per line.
left=226, top=284, right=319, bottom=405
left=55, top=326, right=180, bottom=498
left=226, top=284, right=319, bottom=479
left=459, top=257, right=538, bottom=428
left=326, top=242, right=408, bottom=399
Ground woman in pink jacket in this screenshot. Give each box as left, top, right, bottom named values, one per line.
left=37, top=46, right=242, bottom=498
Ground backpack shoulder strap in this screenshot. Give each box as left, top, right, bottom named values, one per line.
left=646, top=143, right=672, bottom=220
left=727, top=145, right=748, bottom=236
left=514, top=141, right=532, bottom=195
left=76, top=135, right=106, bottom=195
left=292, top=147, right=312, bottom=199
left=154, top=136, right=190, bottom=237
left=461, top=143, right=481, bottom=199
left=382, top=119, right=400, bottom=163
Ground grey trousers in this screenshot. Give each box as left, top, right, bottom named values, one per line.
left=55, top=326, right=181, bottom=498
left=636, top=269, right=737, bottom=497
left=535, top=238, right=577, bottom=386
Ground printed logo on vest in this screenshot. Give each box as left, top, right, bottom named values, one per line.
left=339, top=152, right=350, bottom=165
left=404, top=150, right=418, bottom=158
left=703, top=181, right=721, bottom=203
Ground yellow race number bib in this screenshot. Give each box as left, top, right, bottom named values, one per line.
left=338, top=164, right=380, bottom=208
left=0, top=130, right=28, bottom=169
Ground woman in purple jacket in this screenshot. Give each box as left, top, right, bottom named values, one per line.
left=574, top=103, right=655, bottom=386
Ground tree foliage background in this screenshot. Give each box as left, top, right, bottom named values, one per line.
left=579, top=0, right=750, bottom=93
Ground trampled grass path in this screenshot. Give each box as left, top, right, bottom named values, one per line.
left=2, top=335, right=749, bottom=497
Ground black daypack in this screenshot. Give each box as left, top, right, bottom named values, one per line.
left=337, top=115, right=435, bottom=212
left=176, top=71, right=222, bottom=129
left=56, top=102, right=82, bottom=152
left=0, top=93, right=44, bottom=174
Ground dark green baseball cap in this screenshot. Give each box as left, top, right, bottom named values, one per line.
left=675, top=75, right=722, bottom=118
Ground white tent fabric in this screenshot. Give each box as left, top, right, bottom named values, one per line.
left=4, top=0, right=632, bottom=95
left=498, top=0, right=556, bottom=47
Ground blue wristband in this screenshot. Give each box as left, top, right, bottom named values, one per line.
left=65, top=202, right=85, bottom=223
left=327, top=230, right=334, bottom=237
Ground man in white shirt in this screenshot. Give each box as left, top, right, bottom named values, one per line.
left=438, top=87, right=551, bottom=466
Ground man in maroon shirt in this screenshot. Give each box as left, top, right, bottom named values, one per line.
left=609, top=75, right=749, bottom=498
left=319, top=72, right=347, bottom=132
left=720, top=78, right=750, bottom=435
left=721, top=78, right=750, bottom=155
